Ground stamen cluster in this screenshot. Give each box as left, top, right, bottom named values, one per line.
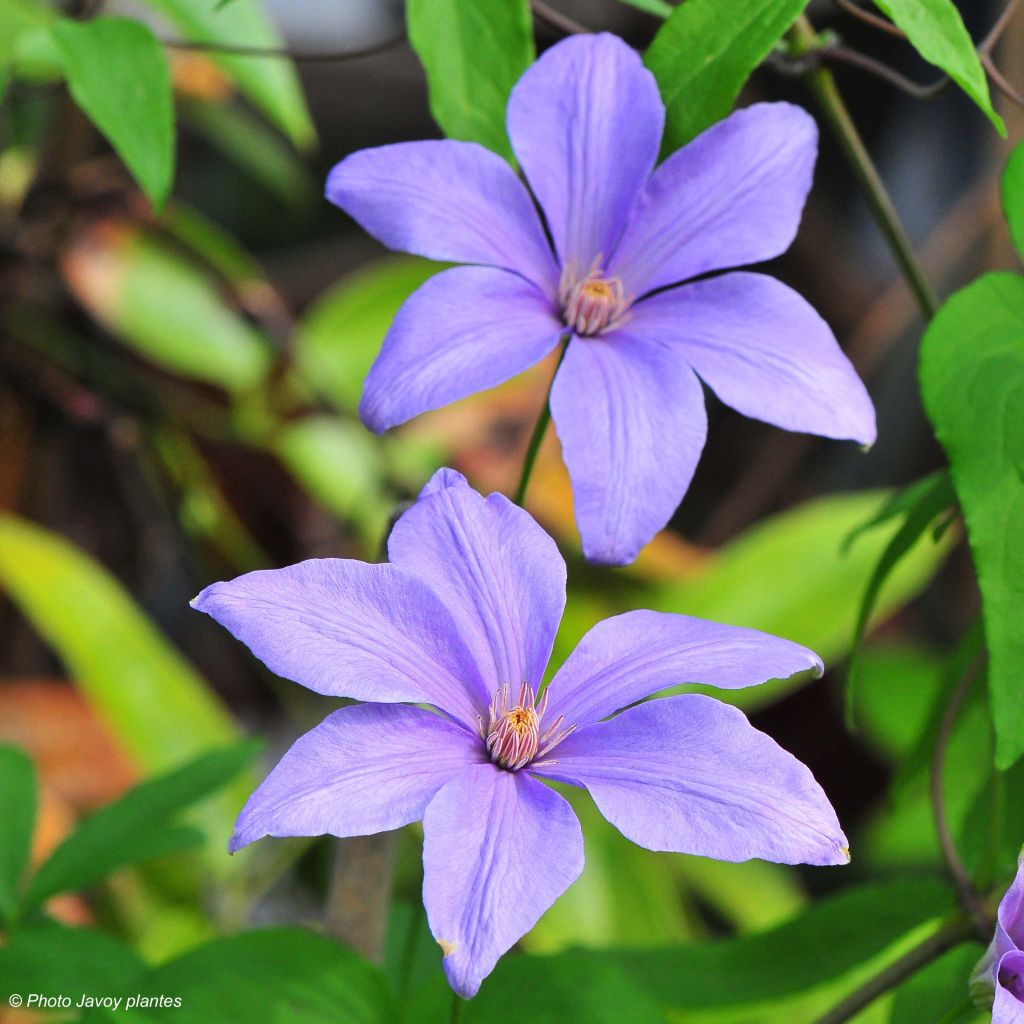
left=482, top=682, right=576, bottom=771
left=558, top=256, right=631, bottom=336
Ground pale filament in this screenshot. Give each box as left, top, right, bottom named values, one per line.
left=481, top=682, right=577, bottom=771
left=558, top=255, right=632, bottom=337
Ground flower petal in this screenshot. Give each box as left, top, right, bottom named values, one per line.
left=359, top=266, right=563, bottom=434
left=192, top=559, right=488, bottom=726
left=996, top=952, right=1024, bottom=1024
left=506, top=33, right=663, bottom=271
left=389, top=470, right=566, bottom=692
left=326, top=140, right=558, bottom=291
left=544, top=609, right=823, bottom=728
left=229, top=704, right=485, bottom=852
left=608, top=103, right=818, bottom=296
left=422, top=763, right=584, bottom=998
left=550, top=332, right=707, bottom=566
left=628, top=273, right=877, bottom=444
left=533, top=694, right=848, bottom=866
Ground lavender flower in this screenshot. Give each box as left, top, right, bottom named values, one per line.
left=193, top=469, right=848, bottom=997
left=973, top=859, right=1024, bottom=1022
left=325, top=33, right=876, bottom=566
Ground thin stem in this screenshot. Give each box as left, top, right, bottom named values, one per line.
left=161, top=29, right=405, bottom=62
left=821, top=45, right=950, bottom=99
left=931, top=653, right=991, bottom=939
left=789, top=16, right=941, bottom=320
left=808, top=915, right=977, bottom=1024
left=530, top=0, right=589, bottom=35
left=450, top=992, right=465, bottom=1024
left=832, top=0, right=907, bottom=38
left=513, top=342, right=567, bottom=507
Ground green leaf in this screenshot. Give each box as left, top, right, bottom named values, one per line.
left=600, top=878, right=952, bottom=1010
left=890, top=944, right=984, bottom=1024
left=0, top=745, right=36, bottom=926
left=80, top=929, right=394, bottom=1024
left=0, top=924, right=145, bottom=999
left=637, top=489, right=956, bottom=712
left=846, top=471, right=955, bottom=720
left=0, top=515, right=239, bottom=773
left=645, top=0, right=808, bottom=153
left=22, top=743, right=256, bottom=910
left=919, top=272, right=1024, bottom=767
left=51, top=17, right=174, bottom=209
left=143, top=0, right=314, bottom=149
left=1001, top=139, right=1024, bottom=264
left=871, top=0, right=1004, bottom=134
left=294, top=257, right=440, bottom=414
left=63, top=227, right=271, bottom=393
left=406, top=0, right=533, bottom=159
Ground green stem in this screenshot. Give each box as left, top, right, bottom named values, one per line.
left=450, top=992, right=465, bottom=1024
left=513, top=341, right=567, bottom=507
left=808, top=915, right=977, bottom=1024
left=789, top=16, right=941, bottom=320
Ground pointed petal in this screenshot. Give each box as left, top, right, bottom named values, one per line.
left=533, top=694, right=848, bottom=866
left=389, top=470, right=565, bottom=692
left=544, top=609, right=823, bottom=728
left=506, top=33, right=663, bottom=271
left=995, top=952, right=1024, bottom=1024
left=230, top=704, right=485, bottom=852
left=609, top=103, right=818, bottom=296
left=422, top=764, right=583, bottom=997
left=550, top=333, right=707, bottom=566
left=192, top=559, right=488, bottom=726
left=359, top=266, right=563, bottom=433
left=326, top=140, right=558, bottom=291
left=628, top=273, right=876, bottom=444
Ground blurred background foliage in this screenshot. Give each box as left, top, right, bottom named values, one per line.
left=0, top=0, right=1021, bottom=1021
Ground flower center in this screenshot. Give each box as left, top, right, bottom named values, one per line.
left=482, top=683, right=576, bottom=771
left=559, top=257, right=631, bottom=337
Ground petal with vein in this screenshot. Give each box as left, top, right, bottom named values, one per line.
left=544, top=609, right=822, bottom=728
left=230, top=703, right=484, bottom=852
left=422, top=763, right=583, bottom=998
left=326, top=140, right=558, bottom=291
left=533, top=694, right=848, bottom=866
left=389, top=470, right=566, bottom=692
left=507, top=33, right=663, bottom=271
left=359, top=266, right=563, bottom=434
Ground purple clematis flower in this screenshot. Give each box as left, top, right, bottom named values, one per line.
left=193, top=469, right=848, bottom=998
left=325, top=33, right=876, bottom=566
left=973, top=858, right=1024, bottom=1022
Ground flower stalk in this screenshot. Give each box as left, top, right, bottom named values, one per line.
left=513, top=340, right=567, bottom=508
left=787, top=15, right=941, bottom=320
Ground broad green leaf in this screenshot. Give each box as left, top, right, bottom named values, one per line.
left=598, top=878, right=952, bottom=1010
left=0, top=515, right=239, bottom=773
left=0, top=0, right=53, bottom=67
left=1001, top=139, right=1024, bottom=264
left=294, top=257, right=440, bottom=414
left=872, top=0, right=1004, bottom=134
left=273, top=416, right=390, bottom=550
left=52, top=17, right=174, bottom=208
left=890, top=944, right=984, bottom=1024
left=919, top=272, right=1024, bottom=767
left=23, top=743, right=257, bottom=910
left=0, top=745, right=36, bottom=925
left=640, top=490, right=956, bottom=711
left=645, top=0, right=808, bottom=153
left=62, top=226, right=271, bottom=393
left=79, top=929, right=394, bottom=1024
left=846, top=471, right=955, bottom=719
left=0, top=924, right=144, bottom=998
left=143, top=0, right=314, bottom=149
left=406, top=0, right=533, bottom=159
